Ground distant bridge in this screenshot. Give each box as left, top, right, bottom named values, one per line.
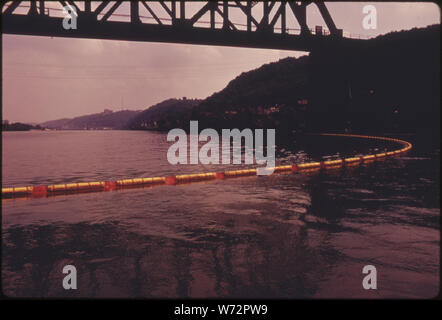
left=2, top=1, right=366, bottom=51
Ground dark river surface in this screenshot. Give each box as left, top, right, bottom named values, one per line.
left=1, top=130, right=440, bottom=298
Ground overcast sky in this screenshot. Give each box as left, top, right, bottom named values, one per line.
left=2, top=2, right=440, bottom=123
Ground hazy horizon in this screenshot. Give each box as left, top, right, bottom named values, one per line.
left=2, top=2, right=440, bottom=124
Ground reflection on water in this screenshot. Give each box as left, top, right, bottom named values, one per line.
left=2, top=131, right=440, bottom=298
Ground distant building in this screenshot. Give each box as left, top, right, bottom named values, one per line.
left=103, top=109, right=113, bottom=114
left=263, top=106, right=280, bottom=115
left=297, top=99, right=308, bottom=105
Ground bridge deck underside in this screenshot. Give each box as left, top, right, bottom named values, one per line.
left=2, top=14, right=362, bottom=51
left=2, top=1, right=364, bottom=51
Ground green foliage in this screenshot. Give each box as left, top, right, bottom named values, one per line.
left=128, top=98, right=201, bottom=131
left=2, top=122, right=43, bottom=131
left=41, top=110, right=141, bottom=130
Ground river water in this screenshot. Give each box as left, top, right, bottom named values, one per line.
left=1, top=130, right=440, bottom=298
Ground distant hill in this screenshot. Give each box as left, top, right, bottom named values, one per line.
left=2, top=122, right=43, bottom=131
left=312, top=24, right=440, bottom=133
left=147, top=24, right=439, bottom=134
left=41, top=24, right=439, bottom=134
left=41, top=109, right=141, bottom=130
left=127, top=98, right=202, bottom=131
left=40, top=118, right=72, bottom=129
left=191, top=55, right=311, bottom=131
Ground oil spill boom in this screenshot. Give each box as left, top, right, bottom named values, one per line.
left=2, top=134, right=412, bottom=200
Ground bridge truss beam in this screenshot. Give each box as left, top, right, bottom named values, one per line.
left=2, top=1, right=362, bottom=51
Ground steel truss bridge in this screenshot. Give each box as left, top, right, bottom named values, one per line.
left=2, top=1, right=365, bottom=51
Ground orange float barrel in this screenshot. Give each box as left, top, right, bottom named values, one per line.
left=216, top=172, right=225, bottom=179
left=32, top=185, right=48, bottom=197
left=165, top=176, right=177, bottom=185
left=104, top=181, right=117, bottom=191
left=362, top=155, right=375, bottom=161
left=386, top=151, right=396, bottom=157
left=273, top=165, right=293, bottom=173
left=47, top=184, right=68, bottom=193
left=224, top=168, right=257, bottom=178
left=297, top=162, right=321, bottom=171
left=362, top=154, right=376, bottom=162
left=321, top=159, right=344, bottom=170
left=47, top=182, right=105, bottom=194
left=2, top=186, right=33, bottom=198
left=117, top=177, right=165, bottom=187
left=323, top=159, right=344, bottom=167
left=344, top=157, right=361, bottom=164
left=174, top=172, right=217, bottom=184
